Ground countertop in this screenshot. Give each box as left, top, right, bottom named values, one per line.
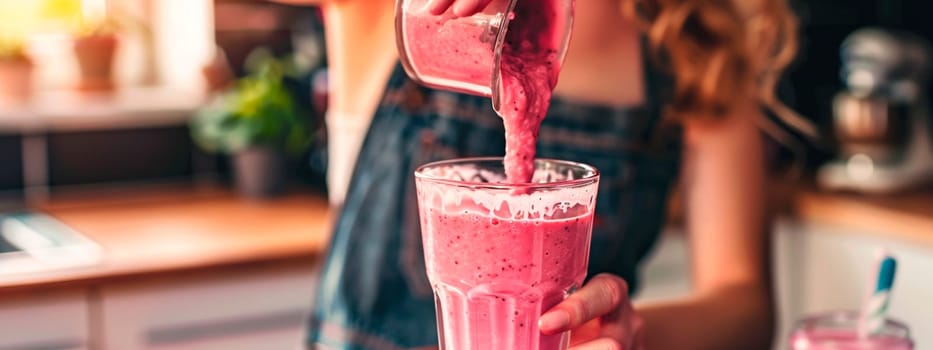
left=667, top=182, right=932, bottom=246
left=0, top=185, right=333, bottom=292
left=0, top=183, right=929, bottom=292
left=791, top=188, right=933, bottom=246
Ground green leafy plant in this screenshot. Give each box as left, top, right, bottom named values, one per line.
left=191, top=50, right=312, bottom=155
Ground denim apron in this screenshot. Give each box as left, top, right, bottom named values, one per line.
left=307, top=47, right=682, bottom=349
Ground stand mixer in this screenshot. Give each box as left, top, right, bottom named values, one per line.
left=818, top=28, right=933, bottom=194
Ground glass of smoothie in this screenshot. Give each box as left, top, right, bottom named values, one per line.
left=395, top=0, right=574, bottom=113
left=415, top=157, right=599, bottom=350
left=788, top=311, right=914, bottom=350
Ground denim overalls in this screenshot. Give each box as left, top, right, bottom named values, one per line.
left=307, top=46, right=682, bottom=349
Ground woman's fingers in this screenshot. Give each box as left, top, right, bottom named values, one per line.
left=424, top=0, right=492, bottom=17
left=539, top=274, right=630, bottom=334
left=424, top=0, right=455, bottom=15
left=568, top=337, right=626, bottom=350
left=541, top=274, right=643, bottom=350
left=452, top=0, right=493, bottom=17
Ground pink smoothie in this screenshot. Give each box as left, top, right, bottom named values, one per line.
left=790, top=329, right=914, bottom=350
left=403, top=0, right=567, bottom=183
left=421, top=206, right=594, bottom=350
left=498, top=0, right=565, bottom=183
left=403, top=15, right=496, bottom=95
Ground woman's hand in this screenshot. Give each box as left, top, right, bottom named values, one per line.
left=424, top=0, right=493, bottom=17
left=539, top=274, right=646, bottom=350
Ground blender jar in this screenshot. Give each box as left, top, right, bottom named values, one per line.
left=395, top=0, right=574, bottom=112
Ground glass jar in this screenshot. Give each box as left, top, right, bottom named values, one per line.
left=789, top=311, right=913, bottom=350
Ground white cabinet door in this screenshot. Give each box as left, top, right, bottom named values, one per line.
left=100, top=261, right=318, bottom=350
left=776, top=221, right=933, bottom=350
left=633, top=228, right=691, bottom=303
left=0, top=289, right=90, bottom=350
left=641, top=220, right=933, bottom=350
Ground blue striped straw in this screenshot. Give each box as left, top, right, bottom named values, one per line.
left=858, top=250, right=898, bottom=338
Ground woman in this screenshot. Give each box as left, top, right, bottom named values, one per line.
left=274, top=0, right=800, bottom=349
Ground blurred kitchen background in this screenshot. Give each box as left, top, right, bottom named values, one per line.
left=0, top=0, right=930, bottom=349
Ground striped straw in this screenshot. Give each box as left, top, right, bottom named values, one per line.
left=858, top=250, right=898, bottom=338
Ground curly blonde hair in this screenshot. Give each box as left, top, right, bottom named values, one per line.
left=623, top=0, right=813, bottom=135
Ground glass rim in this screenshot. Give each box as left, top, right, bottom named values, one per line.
left=414, top=157, right=600, bottom=190
left=791, top=310, right=912, bottom=338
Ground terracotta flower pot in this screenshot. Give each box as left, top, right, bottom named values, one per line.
left=0, top=58, right=34, bottom=107
left=73, top=34, right=118, bottom=91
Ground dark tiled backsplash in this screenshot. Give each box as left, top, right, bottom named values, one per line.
left=0, top=135, right=23, bottom=192
left=1, top=126, right=223, bottom=194
left=47, top=127, right=200, bottom=186
left=788, top=0, right=933, bottom=124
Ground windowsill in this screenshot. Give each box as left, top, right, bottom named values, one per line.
left=0, top=86, right=207, bottom=133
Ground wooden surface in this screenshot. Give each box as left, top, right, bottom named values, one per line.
left=0, top=185, right=333, bottom=292
left=2, top=181, right=930, bottom=292
left=792, top=189, right=933, bottom=246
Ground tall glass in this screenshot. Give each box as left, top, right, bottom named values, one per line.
left=415, top=158, right=599, bottom=350
left=789, top=311, right=914, bottom=350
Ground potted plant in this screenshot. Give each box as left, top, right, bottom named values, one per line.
left=72, top=28, right=118, bottom=91
left=0, top=39, right=33, bottom=106
left=190, top=50, right=313, bottom=198
left=70, top=6, right=133, bottom=92
left=38, top=0, right=132, bottom=91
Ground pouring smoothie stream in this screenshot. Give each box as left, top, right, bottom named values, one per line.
left=496, top=0, right=566, bottom=182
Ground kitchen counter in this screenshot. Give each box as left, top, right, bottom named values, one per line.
left=792, top=188, right=933, bottom=246
left=0, top=185, right=333, bottom=292
left=1, top=182, right=929, bottom=293
left=667, top=181, right=933, bottom=246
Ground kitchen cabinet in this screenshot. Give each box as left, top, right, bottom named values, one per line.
left=0, top=289, right=90, bottom=350
left=633, top=228, right=690, bottom=303
left=775, top=219, right=933, bottom=349
left=99, top=262, right=318, bottom=350
left=635, top=218, right=933, bottom=350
